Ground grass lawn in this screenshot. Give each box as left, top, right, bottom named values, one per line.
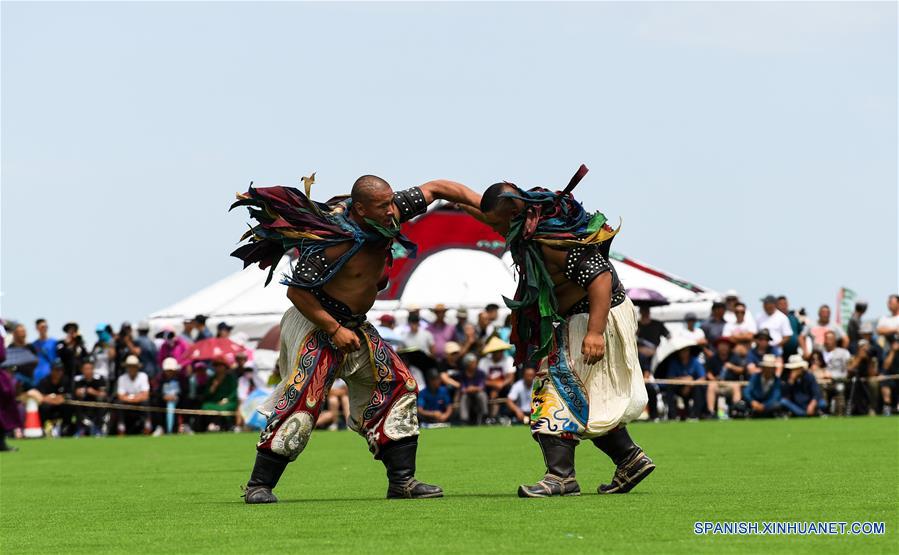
left=1, top=417, right=897, bottom=553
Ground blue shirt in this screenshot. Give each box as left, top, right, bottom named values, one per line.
left=32, top=337, right=58, bottom=383
left=418, top=385, right=451, bottom=412
left=744, top=373, right=782, bottom=410
left=667, top=357, right=705, bottom=380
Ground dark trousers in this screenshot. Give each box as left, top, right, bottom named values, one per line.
left=663, top=384, right=705, bottom=419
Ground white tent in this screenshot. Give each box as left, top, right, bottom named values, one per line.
left=148, top=248, right=719, bottom=341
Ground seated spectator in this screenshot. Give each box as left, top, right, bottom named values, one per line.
left=114, top=355, right=150, bottom=435
left=699, top=302, right=727, bottom=348
left=742, top=354, right=782, bottom=418
left=317, top=378, right=351, bottom=430
left=72, top=360, right=108, bottom=436
left=780, top=355, right=825, bottom=416
left=36, top=360, right=74, bottom=436
left=157, top=328, right=190, bottom=369
left=401, top=314, right=435, bottom=356
left=722, top=302, right=757, bottom=345
left=822, top=330, right=851, bottom=414
left=479, top=337, right=515, bottom=421
left=704, top=337, right=744, bottom=416
left=427, top=304, right=457, bottom=362
left=235, top=352, right=264, bottom=429
left=417, top=371, right=453, bottom=425
left=756, top=295, right=793, bottom=356
left=662, top=346, right=706, bottom=420
left=847, top=340, right=880, bottom=415
left=746, top=329, right=781, bottom=376
left=803, top=305, right=847, bottom=352
left=201, top=356, right=238, bottom=432
left=151, top=357, right=188, bottom=435
left=452, top=308, right=469, bottom=344
left=456, top=353, right=488, bottom=425
left=675, top=313, right=707, bottom=346
left=90, top=324, right=116, bottom=381
left=505, top=366, right=536, bottom=424
left=437, top=341, right=463, bottom=389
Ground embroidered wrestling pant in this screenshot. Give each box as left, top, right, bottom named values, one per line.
left=256, top=307, right=419, bottom=461
left=530, top=297, right=647, bottom=440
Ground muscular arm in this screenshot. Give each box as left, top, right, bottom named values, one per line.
left=286, top=287, right=341, bottom=336
left=586, top=273, right=612, bottom=336
left=419, top=180, right=481, bottom=208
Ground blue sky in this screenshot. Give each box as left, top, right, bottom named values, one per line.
left=2, top=1, right=896, bottom=338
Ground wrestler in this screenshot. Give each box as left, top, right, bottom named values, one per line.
left=232, top=174, right=481, bottom=503
left=468, top=165, right=655, bottom=497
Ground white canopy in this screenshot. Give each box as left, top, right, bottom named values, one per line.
left=149, top=248, right=719, bottom=341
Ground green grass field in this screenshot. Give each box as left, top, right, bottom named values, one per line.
left=1, top=417, right=897, bottom=554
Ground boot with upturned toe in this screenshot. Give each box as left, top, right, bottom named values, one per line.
left=243, top=451, right=288, bottom=504
left=592, top=427, right=655, bottom=494
left=517, top=434, right=580, bottom=498
left=381, top=437, right=443, bottom=499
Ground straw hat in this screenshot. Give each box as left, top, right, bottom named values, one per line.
left=481, top=336, right=513, bottom=355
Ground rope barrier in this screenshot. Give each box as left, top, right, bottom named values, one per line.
left=60, top=399, right=237, bottom=416
left=651, top=375, right=897, bottom=386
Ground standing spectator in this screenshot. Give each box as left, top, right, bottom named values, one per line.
left=803, top=305, right=847, bottom=352
left=427, top=304, right=457, bottom=361
left=776, top=295, right=803, bottom=358
left=113, top=322, right=140, bottom=380
left=31, top=318, right=57, bottom=384
left=756, top=295, right=793, bottom=355
left=478, top=337, right=515, bottom=421
left=194, top=315, right=213, bottom=341
left=780, top=355, right=825, bottom=417
left=875, top=294, right=899, bottom=343
left=56, top=322, right=88, bottom=380
left=722, top=302, right=757, bottom=345
left=452, top=308, right=469, bottom=343
left=90, top=324, right=116, bottom=382
left=857, top=323, right=884, bottom=367
left=376, top=314, right=397, bottom=339
left=723, top=290, right=757, bottom=328
left=135, top=322, right=159, bottom=378
left=400, top=314, right=435, bottom=356
left=8, top=324, right=38, bottom=389
left=881, top=337, right=899, bottom=416
left=661, top=346, right=706, bottom=420
left=114, top=355, right=150, bottom=435
left=417, top=371, right=453, bottom=425
left=180, top=319, right=195, bottom=344
left=746, top=330, right=781, bottom=376
left=847, top=300, right=868, bottom=353
left=36, top=361, right=73, bottom=436
left=72, top=360, right=108, bottom=436
left=0, top=357, right=23, bottom=451
left=216, top=322, right=233, bottom=339
left=675, top=313, right=707, bottom=346
left=700, top=302, right=727, bottom=348
left=456, top=353, right=488, bottom=425
left=505, top=366, right=536, bottom=424
left=742, top=354, right=782, bottom=418
left=201, top=356, right=238, bottom=432
left=638, top=306, right=671, bottom=369
left=157, top=328, right=190, bottom=367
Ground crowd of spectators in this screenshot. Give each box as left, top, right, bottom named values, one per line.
left=1, top=292, right=897, bottom=448
left=640, top=292, right=899, bottom=420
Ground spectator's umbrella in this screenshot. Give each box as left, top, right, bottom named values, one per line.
left=627, top=287, right=669, bottom=307
left=0, top=346, right=39, bottom=373
left=180, top=337, right=247, bottom=364
left=258, top=324, right=280, bottom=351
left=398, top=348, right=437, bottom=372
left=650, top=335, right=702, bottom=376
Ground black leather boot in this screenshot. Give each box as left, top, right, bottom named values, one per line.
left=243, top=451, right=288, bottom=504
left=517, top=434, right=580, bottom=498
left=381, top=437, right=443, bottom=499
left=592, top=427, right=655, bottom=494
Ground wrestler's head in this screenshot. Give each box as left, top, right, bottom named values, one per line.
left=351, top=174, right=397, bottom=228
left=479, top=182, right=525, bottom=236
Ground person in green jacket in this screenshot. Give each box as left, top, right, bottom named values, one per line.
left=202, top=356, right=238, bottom=431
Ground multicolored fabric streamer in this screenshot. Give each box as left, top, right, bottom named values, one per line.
left=501, top=164, right=620, bottom=366
left=229, top=176, right=417, bottom=287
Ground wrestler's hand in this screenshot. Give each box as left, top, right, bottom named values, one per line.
left=332, top=326, right=361, bottom=353
left=582, top=331, right=605, bottom=365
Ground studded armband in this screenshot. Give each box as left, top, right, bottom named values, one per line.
left=393, top=187, right=428, bottom=223
left=564, top=245, right=614, bottom=290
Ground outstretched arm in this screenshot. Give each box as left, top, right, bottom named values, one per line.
left=455, top=203, right=488, bottom=224
left=419, top=179, right=481, bottom=208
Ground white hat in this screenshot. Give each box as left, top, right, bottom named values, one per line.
left=724, top=289, right=739, bottom=299
left=124, top=354, right=141, bottom=367
left=444, top=341, right=461, bottom=355
left=783, top=354, right=808, bottom=370
left=760, top=354, right=779, bottom=368
left=162, top=357, right=180, bottom=372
